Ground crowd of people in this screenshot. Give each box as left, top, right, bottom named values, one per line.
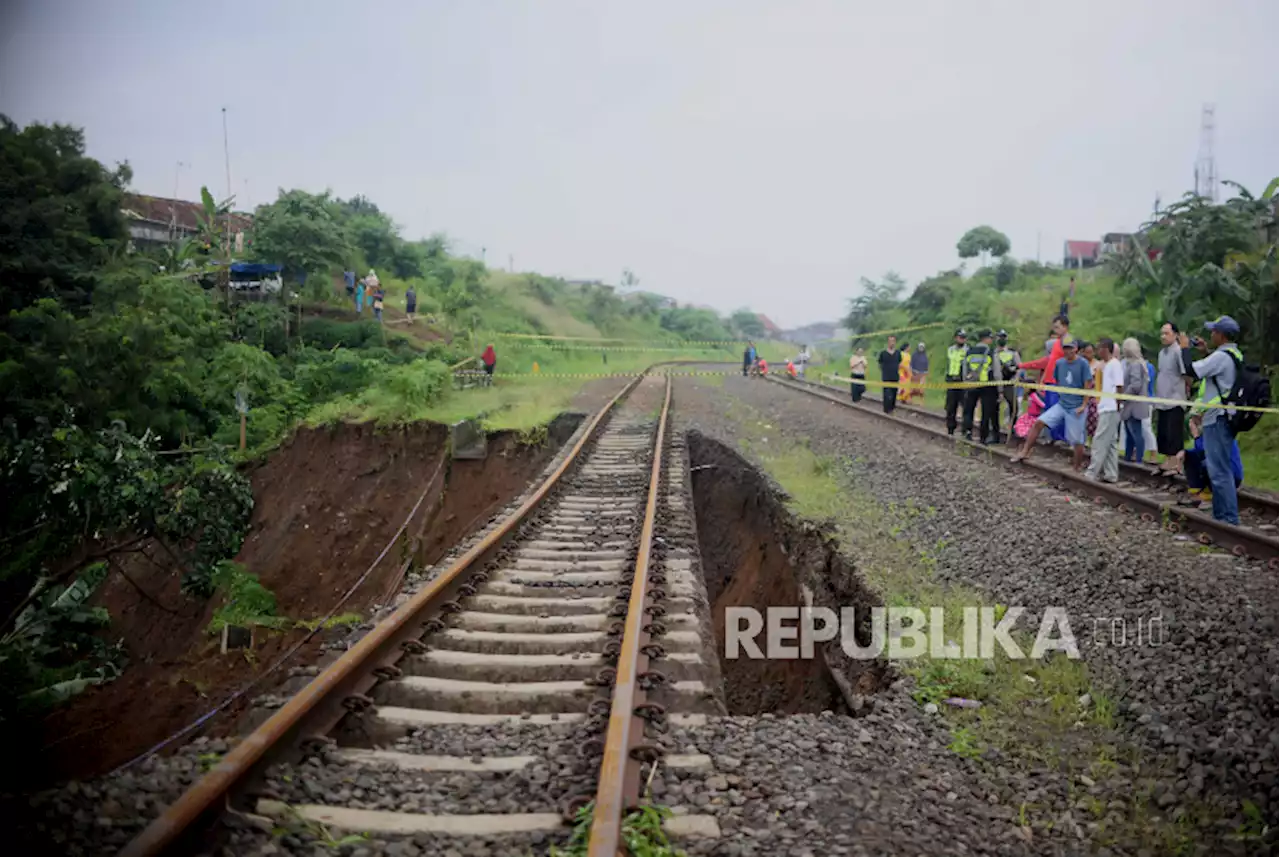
left=344, top=269, right=420, bottom=323
left=742, top=342, right=813, bottom=379
left=849, top=313, right=1258, bottom=526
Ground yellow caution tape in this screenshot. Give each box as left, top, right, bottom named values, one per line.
left=816, top=373, right=1280, bottom=414
left=487, top=369, right=740, bottom=380
left=490, top=332, right=761, bottom=347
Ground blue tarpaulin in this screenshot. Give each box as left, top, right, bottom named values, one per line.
left=229, top=262, right=282, bottom=276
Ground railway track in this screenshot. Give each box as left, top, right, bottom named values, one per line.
left=121, top=373, right=724, bottom=856
left=770, top=374, right=1280, bottom=566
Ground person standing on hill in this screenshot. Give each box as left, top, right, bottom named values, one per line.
left=742, top=343, right=753, bottom=376
left=372, top=284, right=385, bottom=322
left=481, top=343, right=497, bottom=379
left=405, top=285, right=417, bottom=324
left=849, top=348, right=868, bottom=403
left=354, top=278, right=366, bottom=315
left=877, top=335, right=901, bottom=414
left=1154, top=322, right=1189, bottom=474
left=944, top=329, right=968, bottom=435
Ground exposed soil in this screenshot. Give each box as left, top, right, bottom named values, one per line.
left=687, top=431, right=887, bottom=716
left=28, top=416, right=580, bottom=787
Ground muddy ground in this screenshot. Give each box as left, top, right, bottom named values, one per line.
left=32, top=417, right=580, bottom=785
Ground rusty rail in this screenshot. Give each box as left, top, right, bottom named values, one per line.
left=587, top=376, right=672, bottom=856
left=768, top=375, right=1280, bottom=566
left=120, top=372, right=651, bottom=857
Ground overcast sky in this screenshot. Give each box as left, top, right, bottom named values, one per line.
left=2, top=1, right=1276, bottom=327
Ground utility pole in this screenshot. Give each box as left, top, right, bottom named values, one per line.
left=481, top=246, right=486, bottom=264
left=1194, top=104, right=1218, bottom=202
left=220, top=107, right=234, bottom=305
left=1036, top=231, right=1041, bottom=264
left=508, top=254, right=514, bottom=272
left=171, top=161, right=188, bottom=241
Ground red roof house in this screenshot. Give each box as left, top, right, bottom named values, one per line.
left=122, top=193, right=253, bottom=250
left=1063, top=240, right=1101, bottom=269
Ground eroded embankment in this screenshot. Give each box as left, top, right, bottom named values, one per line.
left=32, top=415, right=582, bottom=784
left=687, top=431, right=887, bottom=715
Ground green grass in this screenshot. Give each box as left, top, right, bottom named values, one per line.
left=1237, top=413, right=1278, bottom=493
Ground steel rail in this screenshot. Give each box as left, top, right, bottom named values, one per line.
left=586, top=376, right=672, bottom=856
left=789, top=374, right=1279, bottom=514
left=120, top=372, right=651, bottom=857
left=767, top=375, right=1279, bottom=566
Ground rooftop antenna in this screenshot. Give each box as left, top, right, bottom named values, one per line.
left=1194, top=104, right=1218, bottom=202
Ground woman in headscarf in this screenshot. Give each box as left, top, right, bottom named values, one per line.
left=897, top=345, right=912, bottom=402
left=1120, top=337, right=1151, bottom=465
left=1082, top=341, right=1100, bottom=439
left=910, top=342, right=929, bottom=402
left=481, top=343, right=497, bottom=378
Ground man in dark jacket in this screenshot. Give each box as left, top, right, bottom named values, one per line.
left=877, top=335, right=900, bottom=414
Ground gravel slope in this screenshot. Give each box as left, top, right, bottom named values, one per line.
left=673, top=372, right=1278, bottom=856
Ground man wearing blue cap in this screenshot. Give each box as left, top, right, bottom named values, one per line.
left=1177, top=316, right=1243, bottom=524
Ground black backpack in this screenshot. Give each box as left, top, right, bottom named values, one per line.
left=1218, top=348, right=1270, bottom=435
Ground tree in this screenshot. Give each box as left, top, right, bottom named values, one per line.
left=620, top=268, right=639, bottom=291
left=0, top=116, right=132, bottom=314
left=956, top=226, right=1011, bottom=267
left=1109, top=179, right=1278, bottom=363
left=993, top=256, right=1018, bottom=290
left=251, top=189, right=352, bottom=281
left=904, top=270, right=959, bottom=322
left=730, top=309, right=766, bottom=338
left=843, top=272, right=906, bottom=335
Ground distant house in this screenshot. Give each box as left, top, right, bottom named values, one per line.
left=754, top=313, right=783, bottom=337
left=122, top=193, right=253, bottom=252
left=1063, top=240, right=1101, bottom=269
left=1100, top=232, right=1134, bottom=258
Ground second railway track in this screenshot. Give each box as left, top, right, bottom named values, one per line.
left=770, top=374, right=1279, bottom=566
left=122, top=372, right=725, bottom=857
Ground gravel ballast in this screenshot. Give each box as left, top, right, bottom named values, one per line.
left=672, top=372, right=1278, bottom=855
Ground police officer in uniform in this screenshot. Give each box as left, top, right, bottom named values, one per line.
left=944, top=329, right=968, bottom=435
left=994, top=330, right=1021, bottom=443
left=961, top=329, right=999, bottom=443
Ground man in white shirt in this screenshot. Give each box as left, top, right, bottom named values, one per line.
left=1086, top=337, right=1124, bottom=483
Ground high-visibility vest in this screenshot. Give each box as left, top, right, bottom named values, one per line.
left=964, top=350, right=992, bottom=383
left=946, top=345, right=966, bottom=378
left=1204, top=345, right=1243, bottom=406
left=997, top=349, right=1017, bottom=379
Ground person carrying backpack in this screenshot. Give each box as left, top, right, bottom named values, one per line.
left=1177, top=315, right=1271, bottom=525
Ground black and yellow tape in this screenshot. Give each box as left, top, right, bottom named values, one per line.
left=815, top=372, right=1280, bottom=415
